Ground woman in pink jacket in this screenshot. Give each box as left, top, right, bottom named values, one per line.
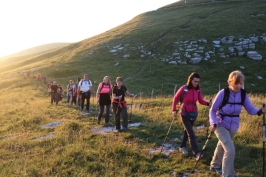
left=96, top=76, right=113, bottom=126
left=172, top=72, right=211, bottom=159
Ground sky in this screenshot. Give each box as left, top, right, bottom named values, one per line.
left=0, top=0, right=179, bottom=58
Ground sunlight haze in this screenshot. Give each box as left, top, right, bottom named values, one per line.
left=0, top=0, right=179, bottom=58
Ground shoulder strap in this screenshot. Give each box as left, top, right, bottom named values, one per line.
left=240, top=88, right=246, bottom=105
left=219, top=87, right=230, bottom=110
left=179, top=85, right=188, bottom=104
left=219, top=87, right=246, bottom=110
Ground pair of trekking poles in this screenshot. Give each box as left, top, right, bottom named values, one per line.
left=160, top=103, right=266, bottom=175
left=159, top=110, right=212, bottom=172
left=114, top=94, right=137, bottom=123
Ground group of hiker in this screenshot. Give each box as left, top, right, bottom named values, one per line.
left=46, top=70, right=266, bottom=176
left=172, top=70, right=266, bottom=177
left=48, top=74, right=135, bottom=132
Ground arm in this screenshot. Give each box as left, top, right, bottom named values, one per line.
left=96, top=84, right=101, bottom=101
left=126, top=90, right=134, bottom=97
left=209, top=90, right=224, bottom=131
left=243, top=94, right=262, bottom=115
left=172, top=86, right=184, bottom=111
left=77, top=82, right=81, bottom=95
left=198, top=90, right=210, bottom=106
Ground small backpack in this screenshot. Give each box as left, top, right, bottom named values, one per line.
left=219, top=87, right=246, bottom=110
left=80, top=79, right=91, bottom=86
left=179, top=85, right=200, bottom=104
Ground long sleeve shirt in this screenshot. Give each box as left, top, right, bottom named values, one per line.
left=172, top=85, right=209, bottom=115
left=209, top=88, right=260, bottom=131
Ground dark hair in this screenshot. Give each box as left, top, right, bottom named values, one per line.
left=186, top=72, right=200, bottom=89
left=77, top=78, right=81, bottom=81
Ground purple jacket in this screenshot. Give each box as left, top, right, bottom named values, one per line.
left=209, top=88, right=260, bottom=131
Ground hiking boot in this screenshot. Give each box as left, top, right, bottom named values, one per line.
left=210, top=167, right=222, bottom=175
left=121, top=127, right=129, bottom=131
left=104, top=123, right=112, bottom=127
left=179, top=147, right=188, bottom=155
left=195, top=152, right=202, bottom=160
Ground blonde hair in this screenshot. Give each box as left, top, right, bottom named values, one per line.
left=103, top=76, right=111, bottom=84
left=227, top=70, right=245, bottom=85
left=69, top=80, right=73, bottom=83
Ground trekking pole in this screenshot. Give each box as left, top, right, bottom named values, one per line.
left=263, top=104, right=265, bottom=177
left=191, top=131, right=213, bottom=173
left=129, top=94, right=137, bottom=123
left=159, top=113, right=177, bottom=155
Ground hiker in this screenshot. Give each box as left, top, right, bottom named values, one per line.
left=209, top=70, right=266, bottom=176
left=48, top=83, right=52, bottom=96
left=50, top=81, right=59, bottom=105
left=74, top=78, right=81, bottom=106
left=172, top=72, right=211, bottom=160
left=37, top=73, right=41, bottom=81
left=112, top=77, right=134, bottom=131
left=96, top=76, right=113, bottom=126
left=57, top=84, right=64, bottom=102
left=78, top=74, right=94, bottom=113
left=67, top=80, right=75, bottom=105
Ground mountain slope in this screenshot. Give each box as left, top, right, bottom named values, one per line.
left=0, top=43, right=70, bottom=67
left=1, top=0, right=266, bottom=95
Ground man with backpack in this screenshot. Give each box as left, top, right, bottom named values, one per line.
left=78, top=74, right=94, bottom=113
left=209, top=70, right=266, bottom=176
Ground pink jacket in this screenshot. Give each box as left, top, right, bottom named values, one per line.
left=172, top=85, right=209, bottom=115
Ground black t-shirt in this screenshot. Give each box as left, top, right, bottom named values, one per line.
left=112, top=85, right=127, bottom=102
left=51, top=85, right=58, bottom=92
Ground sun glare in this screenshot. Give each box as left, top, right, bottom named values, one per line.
left=0, top=0, right=178, bottom=58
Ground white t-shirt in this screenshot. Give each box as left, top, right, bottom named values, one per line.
left=78, top=79, right=92, bottom=92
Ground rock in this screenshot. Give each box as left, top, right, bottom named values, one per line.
left=123, top=54, right=130, bottom=58
left=177, top=60, right=187, bottom=65
left=223, top=61, right=231, bottom=64
left=190, top=57, right=201, bottom=64
left=168, top=61, right=177, bottom=65
left=109, top=50, right=117, bottom=53
left=247, top=51, right=262, bottom=60
left=238, top=52, right=245, bottom=56
left=213, top=40, right=220, bottom=45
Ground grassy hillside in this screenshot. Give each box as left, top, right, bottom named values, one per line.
left=0, top=43, right=70, bottom=70
left=0, top=78, right=265, bottom=176
left=0, top=0, right=266, bottom=96
left=0, top=0, right=266, bottom=176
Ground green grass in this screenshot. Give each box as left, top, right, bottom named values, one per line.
left=0, top=0, right=266, bottom=176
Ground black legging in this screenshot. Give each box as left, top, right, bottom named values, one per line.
left=180, top=115, right=199, bottom=155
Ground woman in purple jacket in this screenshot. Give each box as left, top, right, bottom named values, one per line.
left=209, top=70, right=266, bottom=177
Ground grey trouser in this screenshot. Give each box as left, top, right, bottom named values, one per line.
left=112, top=103, right=128, bottom=130
left=210, top=126, right=237, bottom=177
